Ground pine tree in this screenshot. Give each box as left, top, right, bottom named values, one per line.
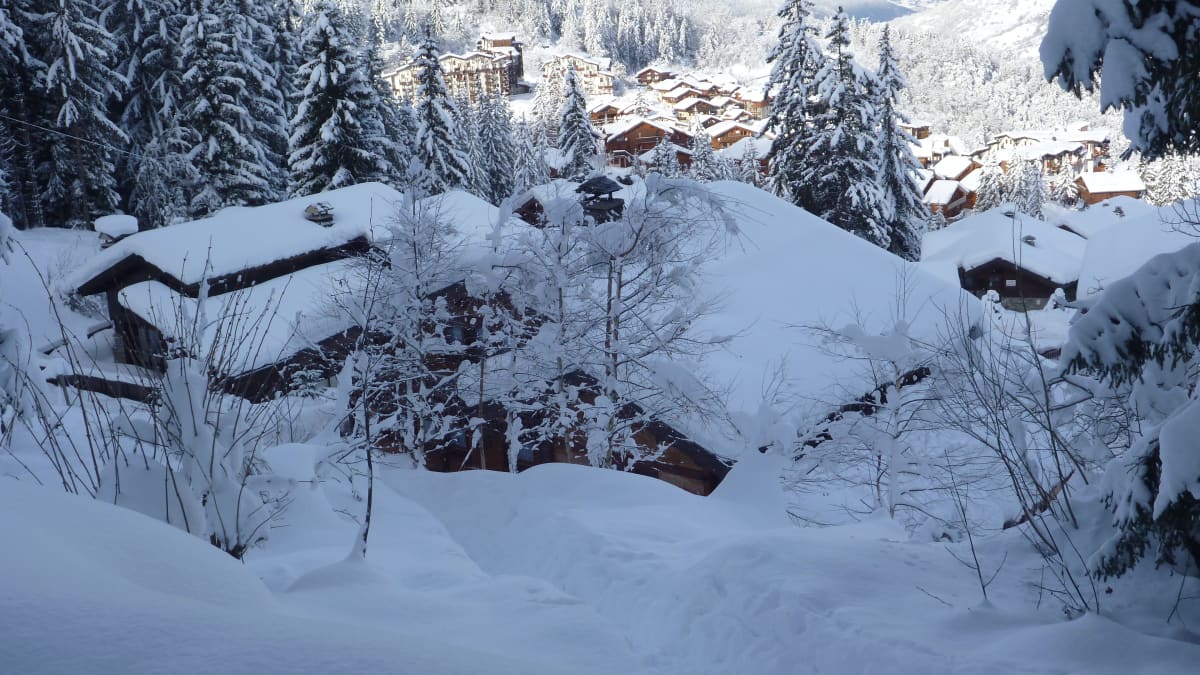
left=532, top=59, right=567, bottom=144
left=974, top=162, right=1006, bottom=212
left=873, top=26, right=925, bottom=261
left=802, top=10, right=888, bottom=247
left=288, top=0, right=387, bottom=197
left=473, top=96, right=518, bottom=204
left=235, top=0, right=290, bottom=198
left=179, top=0, right=283, bottom=216
left=688, top=128, right=720, bottom=181
left=411, top=29, right=469, bottom=194
left=647, top=135, right=681, bottom=177
left=556, top=68, right=599, bottom=180
left=763, top=0, right=825, bottom=204
left=28, top=0, right=126, bottom=227
left=737, top=142, right=764, bottom=187
left=513, top=120, right=549, bottom=195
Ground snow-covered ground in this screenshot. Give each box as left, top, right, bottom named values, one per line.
left=4, top=452, right=1199, bottom=674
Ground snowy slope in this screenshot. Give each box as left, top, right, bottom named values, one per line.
left=1077, top=201, right=1199, bottom=297
left=689, top=182, right=976, bottom=451
left=891, top=0, right=1055, bottom=58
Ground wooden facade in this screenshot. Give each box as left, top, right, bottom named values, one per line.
left=605, top=121, right=692, bottom=168
left=959, top=258, right=1078, bottom=308
left=635, top=66, right=675, bottom=85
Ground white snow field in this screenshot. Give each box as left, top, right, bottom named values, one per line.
left=4, top=454, right=1199, bottom=674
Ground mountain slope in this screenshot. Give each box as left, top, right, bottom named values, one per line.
left=891, top=0, right=1055, bottom=57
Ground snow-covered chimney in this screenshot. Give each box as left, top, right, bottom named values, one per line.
left=304, top=202, right=335, bottom=226
left=94, top=214, right=138, bottom=248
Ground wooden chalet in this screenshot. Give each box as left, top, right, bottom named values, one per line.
left=923, top=179, right=969, bottom=220
left=672, top=97, right=719, bottom=120
left=731, top=88, right=769, bottom=119
left=588, top=101, right=622, bottom=125
left=931, top=155, right=979, bottom=182
left=1076, top=171, right=1147, bottom=205
left=428, top=369, right=732, bottom=496
left=635, top=66, right=675, bottom=85
left=660, top=86, right=701, bottom=105
left=707, top=121, right=756, bottom=150
left=605, top=118, right=692, bottom=168
left=922, top=206, right=1085, bottom=309
left=900, top=119, right=932, bottom=139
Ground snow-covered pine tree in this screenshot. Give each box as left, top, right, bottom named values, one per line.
left=688, top=127, right=720, bottom=181
left=531, top=59, right=567, bottom=144
left=973, top=161, right=1006, bottom=212
left=235, top=0, right=290, bottom=198
left=1010, top=160, right=1045, bottom=219
left=0, top=1, right=43, bottom=230
left=1043, top=0, right=1200, bottom=159
left=763, top=0, right=825, bottom=205
left=872, top=26, right=925, bottom=261
left=513, top=120, right=549, bottom=195
left=472, top=96, right=518, bottom=204
left=179, top=0, right=283, bottom=216
left=28, top=0, right=126, bottom=227
left=1061, top=242, right=1200, bottom=579
left=411, top=29, right=470, bottom=195
left=801, top=10, right=888, bottom=247
left=737, top=142, right=764, bottom=187
left=647, top=135, right=681, bottom=177
left=288, top=0, right=388, bottom=197
left=556, top=68, right=599, bottom=180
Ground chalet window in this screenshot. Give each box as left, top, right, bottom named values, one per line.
left=1006, top=279, right=1017, bottom=287
left=448, top=325, right=466, bottom=344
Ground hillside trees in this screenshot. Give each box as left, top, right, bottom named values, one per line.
left=288, top=0, right=389, bottom=196
left=764, top=0, right=825, bottom=207
left=470, top=96, right=519, bottom=204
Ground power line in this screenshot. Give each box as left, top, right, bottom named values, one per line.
left=0, top=111, right=140, bottom=159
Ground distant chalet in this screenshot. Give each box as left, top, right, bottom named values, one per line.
left=383, top=34, right=526, bottom=104
left=542, top=53, right=616, bottom=97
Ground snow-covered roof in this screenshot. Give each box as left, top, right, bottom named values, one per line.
left=1076, top=200, right=1197, bottom=296
left=1044, top=197, right=1154, bottom=239
left=959, top=169, right=984, bottom=193
left=923, top=180, right=964, bottom=206
left=662, top=86, right=701, bottom=100
left=73, top=182, right=401, bottom=292
left=1077, top=171, right=1147, bottom=194
left=117, top=259, right=363, bottom=374
left=672, top=97, right=712, bottom=111
left=94, top=214, right=138, bottom=238
left=932, top=155, right=975, bottom=180
left=706, top=120, right=755, bottom=139
left=637, top=144, right=692, bottom=162
left=604, top=116, right=675, bottom=140
left=922, top=205, right=1086, bottom=284
left=649, top=78, right=682, bottom=92
left=587, top=99, right=620, bottom=113
left=715, top=136, right=771, bottom=159
left=732, top=88, right=768, bottom=103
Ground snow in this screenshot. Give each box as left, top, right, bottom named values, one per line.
left=960, top=168, right=984, bottom=192
left=922, top=205, right=1086, bottom=284
left=932, top=154, right=975, bottom=180
left=1076, top=200, right=1197, bottom=296
left=923, top=179, right=962, bottom=205
left=1045, top=196, right=1154, bottom=239
left=689, top=182, right=975, bottom=451
left=716, top=136, right=772, bottom=160
left=72, top=182, right=401, bottom=291
left=93, top=214, right=138, bottom=238
left=1078, top=170, right=1147, bottom=194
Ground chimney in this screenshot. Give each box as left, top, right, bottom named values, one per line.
left=94, top=214, right=139, bottom=248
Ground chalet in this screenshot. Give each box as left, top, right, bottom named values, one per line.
left=923, top=180, right=969, bottom=220
left=385, top=50, right=516, bottom=104
left=958, top=169, right=983, bottom=210
left=672, top=97, right=719, bottom=120
left=706, top=120, right=757, bottom=150
left=922, top=205, right=1086, bottom=309
left=68, top=185, right=521, bottom=402
left=604, top=117, right=692, bottom=168
left=660, top=86, right=702, bottom=105
left=635, top=66, right=675, bottom=85
left=544, top=53, right=615, bottom=97
left=731, top=88, right=770, bottom=119
left=1075, top=171, right=1147, bottom=205
left=900, top=118, right=932, bottom=139
left=931, top=155, right=979, bottom=182
left=588, top=100, right=622, bottom=125
left=649, top=77, right=682, bottom=93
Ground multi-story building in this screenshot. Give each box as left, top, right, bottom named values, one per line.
left=384, top=47, right=519, bottom=104
left=544, top=53, right=616, bottom=97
